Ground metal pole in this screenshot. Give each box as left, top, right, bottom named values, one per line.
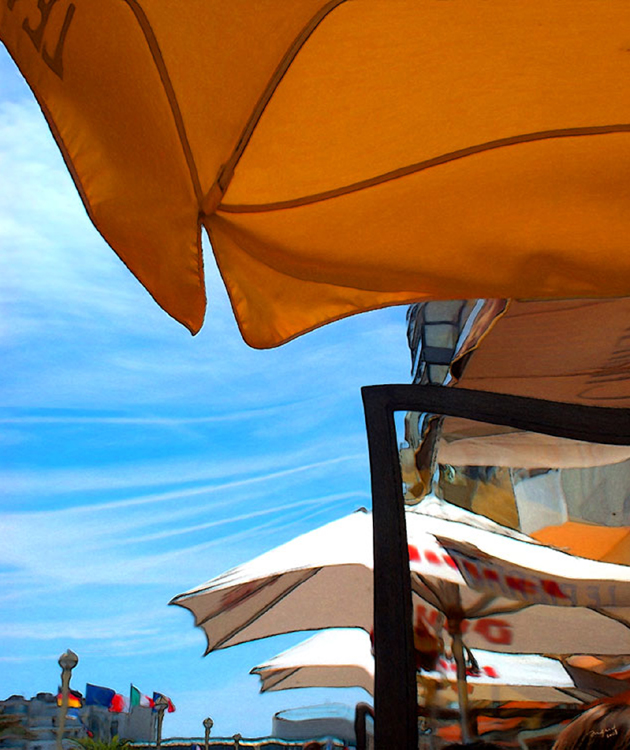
left=56, top=668, right=70, bottom=750
left=156, top=707, right=166, bottom=750
left=56, top=650, right=78, bottom=750
left=203, top=717, right=213, bottom=750
left=233, top=733, right=242, bottom=749
left=450, top=623, right=473, bottom=744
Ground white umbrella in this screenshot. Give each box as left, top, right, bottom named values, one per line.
left=171, top=509, right=630, bottom=656
left=251, top=628, right=591, bottom=704
left=438, top=531, right=630, bottom=609
left=426, top=651, right=587, bottom=705
left=170, top=509, right=375, bottom=651
left=409, top=495, right=534, bottom=542
left=251, top=628, right=374, bottom=695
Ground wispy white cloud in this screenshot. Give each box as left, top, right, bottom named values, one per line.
left=122, top=491, right=362, bottom=544
left=0, top=406, right=299, bottom=425
left=0, top=616, right=159, bottom=641
left=0, top=485, right=359, bottom=592
left=0, top=653, right=63, bottom=663
left=1, top=450, right=364, bottom=501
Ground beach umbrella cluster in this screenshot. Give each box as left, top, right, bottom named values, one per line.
left=172, top=502, right=630, bottom=744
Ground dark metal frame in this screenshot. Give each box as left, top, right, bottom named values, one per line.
left=354, top=702, right=375, bottom=750
left=362, top=384, right=630, bottom=750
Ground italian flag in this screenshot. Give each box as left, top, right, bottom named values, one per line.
left=130, top=685, right=154, bottom=708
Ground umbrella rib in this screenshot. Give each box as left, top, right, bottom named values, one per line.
left=463, top=594, right=500, bottom=619
left=589, top=606, right=630, bottom=630
left=204, top=567, right=324, bottom=652
left=122, top=0, right=204, bottom=205
left=213, top=0, right=349, bottom=199
left=218, top=123, right=630, bottom=213
left=258, top=667, right=301, bottom=693
left=412, top=573, right=446, bottom=612
left=465, top=600, right=531, bottom=619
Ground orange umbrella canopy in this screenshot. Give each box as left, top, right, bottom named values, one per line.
left=531, top=521, right=630, bottom=566
left=3, top=1, right=630, bottom=346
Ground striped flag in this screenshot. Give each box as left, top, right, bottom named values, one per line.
left=109, top=694, right=129, bottom=713
left=130, top=685, right=154, bottom=708
left=56, top=688, right=83, bottom=708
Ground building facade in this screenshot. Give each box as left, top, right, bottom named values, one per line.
left=0, top=693, right=155, bottom=750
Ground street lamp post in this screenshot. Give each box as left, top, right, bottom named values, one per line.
left=56, top=650, right=79, bottom=750
left=232, top=733, right=242, bottom=750
left=154, top=695, right=169, bottom=750
left=202, top=717, right=213, bottom=750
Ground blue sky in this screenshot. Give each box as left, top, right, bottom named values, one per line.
left=0, top=47, right=413, bottom=738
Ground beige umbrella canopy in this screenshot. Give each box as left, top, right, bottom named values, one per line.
left=451, top=298, right=630, bottom=408
left=170, top=509, right=630, bottom=656
left=172, top=506, right=630, bottom=741
left=405, top=297, right=630, bottom=474
left=250, top=628, right=599, bottom=704
left=3, top=3, right=630, bottom=345
left=251, top=628, right=375, bottom=695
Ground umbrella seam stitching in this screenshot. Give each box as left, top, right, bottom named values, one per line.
left=211, top=0, right=350, bottom=203
left=218, top=124, right=630, bottom=213
left=121, top=0, right=204, bottom=206
left=203, top=567, right=323, bottom=651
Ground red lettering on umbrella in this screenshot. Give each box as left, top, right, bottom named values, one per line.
left=473, top=618, right=513, bottom=645
left=425, top=550, right=441, bottom=565
left=482, top=666, right=499, bottom=679
left=505, top=576, right=538, bottom=596
left=483, top=568, right=499, bottom=583
left=541, top=579, right=569, bottom=599
left=415, top=605, right=440, bottom=628
left=408, top=544, right=421, bottom=562
left=443, top=555, right=458, bottom=569
left=463, top=560, right=480, bottom=578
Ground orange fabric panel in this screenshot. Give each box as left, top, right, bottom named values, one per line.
left=214, top=133, right=630, bottom=345
left=206, top=216, right=419, bottom=348
left=3, top=0, right=630, bottom=343
left=227, top=1, right=630, bottom=205
left=531, top=521, right=630, bottom=565
left=0, top=0, right=325, bottom=333
left=132, top=0, right=328, bottom=198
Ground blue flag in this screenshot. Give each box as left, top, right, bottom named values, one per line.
left=85, top=683, right=115, bottom=708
